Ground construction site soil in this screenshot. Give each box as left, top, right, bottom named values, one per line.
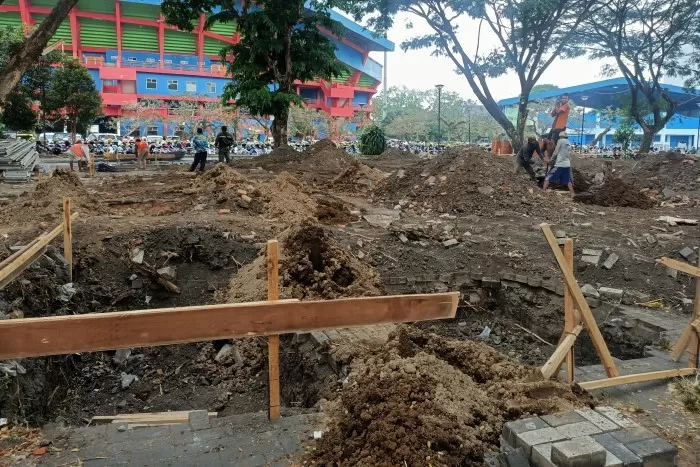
left=575, top=177, right=656, bottom=209
left=2, top=148, right=700, bottom=462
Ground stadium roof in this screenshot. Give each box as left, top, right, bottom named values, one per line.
left=497, top=77, right=700, bottom=113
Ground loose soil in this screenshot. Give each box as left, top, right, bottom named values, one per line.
left=332, top=160, right=388, bottom=193
left=623, top=151, right=700, bottom=194
left=575, top=178, right=656, bottom=209
left=307, top=326, right=593, bottom=466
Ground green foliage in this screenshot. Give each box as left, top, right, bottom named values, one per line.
left=1, top=91, right=37, bottom=131
left=162, top=0, right=349, bottom=146
left=0, top=25, right=26, bottom=72
left=612, top=120, right=640, bottom=150
left=531, top=84, right=560, bottom=94
left=359, top=124, right=387, bottom=155
left=674, top=379, right=700, bottom=413
left=46, top=59, right=102, bottom=137
left=288, top=106, right=328, bottom=140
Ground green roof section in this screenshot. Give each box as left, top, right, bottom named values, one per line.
left=203, top=37, right=230, bottom=56
left=34, top=14, right=71, bottom=42
left=208, top=17, right=237, bottom=37
left=333, top=67, right=351, bottom=83
left=164, top=29, right=196, bottom=54
left=77, top=0, right=115, bottom=15
left=0, top=13, right=22, bottom=28
left=121, top=23, right=158, bottom=52
left=4, top=0, right=19, bottom=6
left=120, top=2, right=161, bottom=20
left=357, top=73, right=376, bottom=88
left=79, top=18, right=117, bottom=48
left=29, top=0, right=57, bottom=7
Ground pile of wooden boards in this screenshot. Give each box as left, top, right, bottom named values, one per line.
left=0, top=139, right=39, bottom=183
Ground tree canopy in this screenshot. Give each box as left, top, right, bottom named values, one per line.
left=45, top=59, right=102, bottom=138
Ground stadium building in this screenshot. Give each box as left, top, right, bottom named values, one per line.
left=0, top=0, right=394, bottom=137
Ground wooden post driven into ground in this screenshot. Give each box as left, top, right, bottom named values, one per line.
left=563, top=239, right=577, bottom=383
left=267, top=240, right=281, bottom=420
left=63, top=197, right=73, bottom=283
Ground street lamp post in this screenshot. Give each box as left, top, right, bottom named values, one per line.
left=436, top=84, right=444, bottom=143
left=580, top=95, right=589, bottom=154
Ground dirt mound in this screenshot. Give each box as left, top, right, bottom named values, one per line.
left=261, top=144, right=301, bottom=163
left=316, top=196, right=359, bottom=225
left=0, top=169, right=104, bottom=225
left=307, top=326, right=592, bottom=466
left=332, top=160, right=388, bottom=192
left=307, top=138, right=338, bottom=154
left=227, top=219, right=384, bottom=301
left=374, top=146, right=555, bottom=215
left=623, top=151, right=700, bottom=193
left=575, top=178, right=655, bottom=209
left=189, top=163, right=252, bottom=191
left=257, top=172, right=317, bottom=224
left=375, top=147, right=420, bottom=161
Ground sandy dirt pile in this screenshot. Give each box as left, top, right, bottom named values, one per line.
left=228, top=219, right=384, bottom=302
left=307, top=326, right=592, bottom=466
left=374, top=147, right=421, bottom=162
left=374, top=146, right=556, bottom=215
left=315, top=196, right=359, bottom=225
left=332, top=160, right=388, bottom=192
left=622, top=151, right=700, bottom=193
left=257, top=172, right=318, bottom=224
left=0, top=169, right=104, bottom=225
left=575, top=178, right=656, bottom=209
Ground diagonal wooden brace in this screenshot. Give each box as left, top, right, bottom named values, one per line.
left=542, top=324, right=583, bottom=379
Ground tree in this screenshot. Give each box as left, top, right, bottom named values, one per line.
left=384, top=113, right=431, bottom=140
left=121, top=99, right=165, bottom=136
left=0, top=0, right=79, bottom=103
left=23, top=50, right=63, bottom=137
left=613, top=119, right=640, bottom=150
left=162, top=0, right=347, bottom=148
left=355, top=0, right=596, bottom=152
left=583, top=0, right=700, bottom=152
left=46, top=59, right=102, bottom=139
left=372, top=86, right=428, bottom=126
left=288, top=106, right=329, bottom=140
left=1, top=90, right=37, bottom=130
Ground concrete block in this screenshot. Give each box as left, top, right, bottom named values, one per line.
left=551, top=436, right=606, bottom=467
left=514, top=427, right=568, bottom=458
left=532, top=443, right=556, bottom=467
left=666, top=267, right=678, bottom=279
left=556, top=421, right=602, bottom=439
left=621, top=290, right=650, bottom=306
left=609, top=427, right=656, bottom=445
left=594, top=407, right=640, bottom=429
left=581, top=284, right=600, bottom=298
left=575, top=410, right=619, bottom=433
left=602, top=253, right=619, bottom=270
left=504, top=449, right=531, bottom=467
left=398, top=233, right=409, bottom=244
left=598, top=287, right=623, bottom=300
left=603, top=450, right=623, bottom=467
left=625, top=437, right=677, bottom=467
left=555, top=230, right=567, bottom=238
left=582, top=255, right=601, bottom=265
left=679, top=247, right=696, bottom=261
left=593, top=433, right=642, bottom=467
left=582, top=249, right=603, bottom=256
left=443, top=238, right=459, bottom=247
left=188, top=410, right=211, bottom=431
left=503, top=417, right=550, bottom=447
left=541, top=412, right=586, bottom=428
left=643, top=233, right=657, bottom=245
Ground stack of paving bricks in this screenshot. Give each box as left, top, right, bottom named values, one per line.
left=500, top=406, right=677, bottom=466
left=0, top=139, right=38, bottom=183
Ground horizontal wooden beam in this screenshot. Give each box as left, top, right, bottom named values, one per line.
left=578, top=368, right=696, bottom=391
left=541, top=324, right=583, bottom=379
left=0, top=292, right=459, bottom=359
left=657, top=257, right=700, bottom=277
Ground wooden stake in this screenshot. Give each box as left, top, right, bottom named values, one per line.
left=541, top=324, right=583, bottom=379
left=689, top=256, right=700, bottom=369
left=579, top=368, right=696, bottom=391
left=541, top=224, right=619, bottom=377
left=670, top=255, right=700, bottom=362
left=89, top=153, right=95, bottom=177
left=564, top=239, right=576, bottom=383
left=63, top=198, right=73, bottom=283
left=267, top=239, right=281, bottom=420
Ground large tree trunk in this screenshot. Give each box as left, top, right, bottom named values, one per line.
left=0, top=0, right=79, bottom=104
left=510, top=102, right=529, bottom=154
left=639, top=130, right=653, bottom=154
left=591, top=126, right=612, bottom=147
left=271, top=112, right=288, bottom=148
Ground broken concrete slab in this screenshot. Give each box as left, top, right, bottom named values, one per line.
left=156, top=266, right=176, bottom=281
left=602, top=253, right=619, bottom=270
left=679, top=247, right=697, bottom=262
left=622, top=290, right=650, bottom=306
left=661, top=188, right=676, bottom=199
left=130, top=247, right=144, bottom=264
left=581, top=255, right=601, bottom=265
left=581, top=284, right=600, bottom=298
left=187, top=410, right=211, bottom=431
left=643, top=233, right=657, bottom=245
left=442, top=239, right=459, bottom=247
left=598, top=287, right=623, bottom=301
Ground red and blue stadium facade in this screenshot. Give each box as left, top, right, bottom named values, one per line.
left=0, top=0, right=394, bottom=137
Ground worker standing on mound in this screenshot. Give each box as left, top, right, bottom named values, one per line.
left=189, top=128, right=209, bottom=173
left=514, top=136, right=544, bottom=181
left=543, top=131, right=575, bottom=195
left=215, top=125, right=234, bottom=163
left=548, top=93, right=570, bottom=143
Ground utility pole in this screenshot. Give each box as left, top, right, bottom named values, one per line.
left=580, top=95, right=589, bottom=154
left=383, top=50, right=388, bottom=124
left=436, top=84, right=444, bottom=143
left=696, top=103, right=700, bottom=152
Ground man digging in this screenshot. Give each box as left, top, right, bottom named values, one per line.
left=514, top=136, right=545, bottom=182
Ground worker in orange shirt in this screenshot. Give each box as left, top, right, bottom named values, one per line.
left=67, top=139, right=89, bottom=172
left=548, top=93, right=570, bottom=144
left=135, top=137, right=149, bottom=170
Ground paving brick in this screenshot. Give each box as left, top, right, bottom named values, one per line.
left=551, top=436, right=606, bottom=467
left=609, top=427, right=656, bottom=445
left=531, top=443, right=556, bottom=467
left=556, top=421, right=602, bottom=439
left=188, top=410, right=211, bottom=431
left=575, top=409, right=619, bottom=433
left=166, top=450, right=224, bottom=466
left=504, top=449, right=531, bottom=467
left=625, top=437, right=677, bottom=467
left=503, top=417, right=550, bottom=447
left=603, top=450, right=623, bottom=467
left=595, top=407, right=640, bottom=429
left=593, top=433, right=642, bottom=467
left=541, top=412, right=586, bottom=428
left=514, top=427, right=568, bottom=457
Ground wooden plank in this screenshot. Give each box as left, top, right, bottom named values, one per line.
left=541, top=324, right=582, bottom=379
left=0, top=246, right=47, bottom=290
left=91, top=411, right=217, bottom=425
left=671, top=256, right=700, bottom=361
left=541, top=224, right=619, bottom=377
left=657, top=257, right=700, bottom=277
left=63, top=198, right=73, bottom=283
left=690, top=258, right=700, bottom=369
left=0, top=238, right=40, bottom=271
left=564, top=239, right=576, bottom=383
left=266, top=239, right=280, bottom=421
left=0, top=292, right=459, bottom=360
left=578, top=368, right=696, bottom=391
left=0, top=212, right=79, bottom=289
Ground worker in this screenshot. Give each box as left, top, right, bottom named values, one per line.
left=189, top=128, right=209, bottom=172
left=514, top=136, right=544, bottom=181
left=542, top=131, right=575, bottom=195
left=215, top=126, right=234, bottom=163
left=135, top=137, right=149, bottom=170
left=67, top=139, right=89, bottom=172
left=548, top=93, right=571, bottom=143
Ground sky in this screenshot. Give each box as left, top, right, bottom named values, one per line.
left=368, top=12, right=618, bottom=102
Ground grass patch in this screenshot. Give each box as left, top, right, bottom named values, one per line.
left=674, top=378, right=700, bottom=413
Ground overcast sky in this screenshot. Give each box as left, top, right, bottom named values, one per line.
left=368, top=12, right=618, bottom=102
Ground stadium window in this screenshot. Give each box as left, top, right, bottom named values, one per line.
left=186, top=81, right=196, bottom=93
left=164, top=59, right=173, bottom=65
left=180, top=60, right=188, bottom=65
left=146, top=58, right=155, bottom=63
left=168, top=80, right=178, bottom=91
left=127, top=57, right=137, bottom=62
left=146, top=78, right=157, bottom=90
left=207, top=82, right=216, bottom=93
left=147, top=126, right=159, bottom=136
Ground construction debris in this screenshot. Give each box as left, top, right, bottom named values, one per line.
left=0, top=139, right=39, bottom=183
